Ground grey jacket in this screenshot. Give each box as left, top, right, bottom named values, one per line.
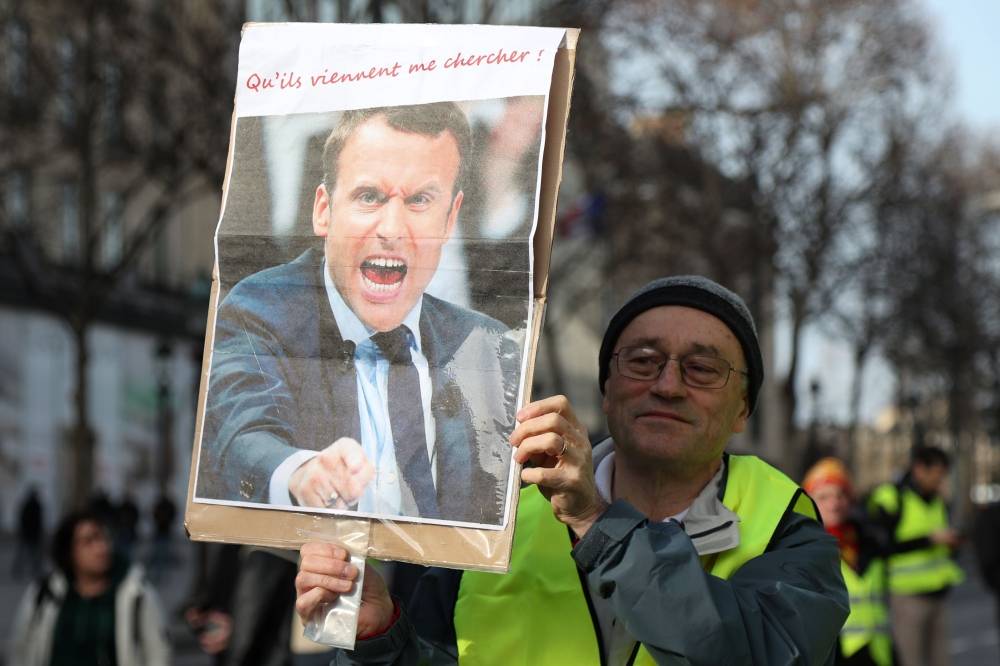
left=8, top=564, right=171, bottom=666
left=335, top=444, right=848, bottom=665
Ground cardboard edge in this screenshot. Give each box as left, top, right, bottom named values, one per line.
left=533, top=29, right=578, bottom=299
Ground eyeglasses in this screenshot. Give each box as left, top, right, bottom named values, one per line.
left=612, top=346, right=746, bottom=389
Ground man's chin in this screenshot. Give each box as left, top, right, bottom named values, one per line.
left=353, top=299, right=416, bottom=333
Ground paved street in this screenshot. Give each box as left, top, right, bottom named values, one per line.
left=949, top=553, right=1000, bottom=664
left=0, top=534, right=997, bottom=664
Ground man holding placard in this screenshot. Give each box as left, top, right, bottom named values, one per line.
left=295, top=276, right=849, bottom=664
left=197, top=102, right=520, bottom=525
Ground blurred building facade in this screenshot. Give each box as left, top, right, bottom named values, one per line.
left=797, top=399, right=1000, bottom=527
left=0, top=0, right=231, bottom=528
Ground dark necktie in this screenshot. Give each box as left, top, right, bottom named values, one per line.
left=371, top=326, right=440, bottom=519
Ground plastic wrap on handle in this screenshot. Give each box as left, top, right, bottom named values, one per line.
left=298, top=524, right=371, bottom=650
left=302, top=550, right=366, bottom=649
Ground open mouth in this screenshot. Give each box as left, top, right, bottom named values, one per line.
left=360, top=256, right=407, bottom=293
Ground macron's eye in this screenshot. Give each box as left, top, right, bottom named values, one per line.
left=356, top=189, right=385, bottom=206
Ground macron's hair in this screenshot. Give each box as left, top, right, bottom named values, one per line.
left=322, top=102, right=471, bottom=196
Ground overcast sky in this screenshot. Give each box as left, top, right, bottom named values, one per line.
left=922, top=0, right=1000, bottom=134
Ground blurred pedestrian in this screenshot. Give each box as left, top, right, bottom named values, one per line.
left=971, top=500, right=1000, bottom=660
left=10, top=485, right=43, bottom=579
left=223, top=548, right=298, bottom=666
left=8, top=509, right=170, bottom=665
left=87, top=489, right=116, bottom=526
left=183, top=544, right=334, bottom=666
left=868, top=446, right=963, bottom=666
left=805, top=457, right=894, bottom=666
left=183, top=542, right=241, bottom=664
left=148, top=492, right=177, bottom=581
left=116, top=491, right=140, bottom=559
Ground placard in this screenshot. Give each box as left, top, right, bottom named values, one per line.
left=186, top=22, right=578, bottom=571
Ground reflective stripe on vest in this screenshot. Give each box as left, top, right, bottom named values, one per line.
left=840, top=558, right=893, bottom=666
left=455, top=455, right=813, bottom=665
left=871, top=484, right=964, bottom=595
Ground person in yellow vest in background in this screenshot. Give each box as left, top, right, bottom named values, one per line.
left=804, top=458, right=894, bottom=666
left=294, top=276, right=849, bottom=664
left=868, top=446, right=964, bottom=666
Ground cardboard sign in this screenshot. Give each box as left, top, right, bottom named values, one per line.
left=186, top=23, right=577, bottom=571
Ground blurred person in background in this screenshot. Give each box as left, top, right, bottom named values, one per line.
left=223, top=548, right=335, bottom=666
left=971, top=500, right=1000, bottom=660
left=183, top=543, right=335, bottom=666
left=148, top=492, right=178, bottom=582
left=184, top=542, right=242, bottom=663
left=868, top=446, right=963, bottom=666
left=8, top=509, right=170, bottom=666
left=805, top=457, right=894, bottom=666
left=115, top=490, right=140, bottom=560
left=10, top=485, right=43, bottom=579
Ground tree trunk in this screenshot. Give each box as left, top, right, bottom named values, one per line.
left=948, top=366, right=973, bottom=531
left=68, top=3, right=99, bottom=510
left=846, top=343, right=869, bottom=471
left=782, top=300, right=805, bottom=469
left=69, top=323, right=95, bottom=509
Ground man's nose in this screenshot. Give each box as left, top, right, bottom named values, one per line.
left=650, top=358, right=687, bottom=398
left=375, top=197, right=406, bottom=241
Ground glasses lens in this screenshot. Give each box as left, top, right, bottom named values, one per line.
left=618, top=347, right=665, bottom=380
left=681, top=355, right=729, bottom=388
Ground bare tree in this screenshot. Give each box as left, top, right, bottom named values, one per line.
left=605, top=0, right=940, bottom=460
left=1, top=0, right=241, bottom=507
left=823, top=115, right=933, bottom=464
left=874, top=132, right=1000, bottom=521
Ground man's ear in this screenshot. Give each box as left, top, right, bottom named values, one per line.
left=731, top=392, right=750, bottom=435
left=312, top=183, right=331, bottom=237
left=443, top=190, right=464, bottom=239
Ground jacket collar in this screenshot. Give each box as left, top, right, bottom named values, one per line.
left=592, top=438, right=740, bottom=555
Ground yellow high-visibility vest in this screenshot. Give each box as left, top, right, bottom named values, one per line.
left=869, top=484, right=964, bottom=595
left=455, top=455, right=817, bottom=665
left=840, top=557, right=893, bottom=666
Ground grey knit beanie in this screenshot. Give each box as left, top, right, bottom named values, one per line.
left=598, top=276, right=763, bottom=415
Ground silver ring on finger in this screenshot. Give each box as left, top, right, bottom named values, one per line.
left=325, top=489, right=341, bottom=508
left=557, top=435, right=568, bottom=457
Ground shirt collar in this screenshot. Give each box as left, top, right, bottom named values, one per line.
left=323, top=259, right=424, bottom=352
left=592, top=442, right=740, bottom=554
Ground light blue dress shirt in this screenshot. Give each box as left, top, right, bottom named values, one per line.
left=267, top=262, right=437, bottom=516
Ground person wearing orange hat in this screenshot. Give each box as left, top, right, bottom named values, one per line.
left=805, top=458, right=894, bottom=666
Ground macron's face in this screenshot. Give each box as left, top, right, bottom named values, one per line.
left=313, top=116, right=463, bottom=332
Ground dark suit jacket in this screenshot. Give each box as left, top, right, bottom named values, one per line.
left=196, top=249, right=522, bottom=525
